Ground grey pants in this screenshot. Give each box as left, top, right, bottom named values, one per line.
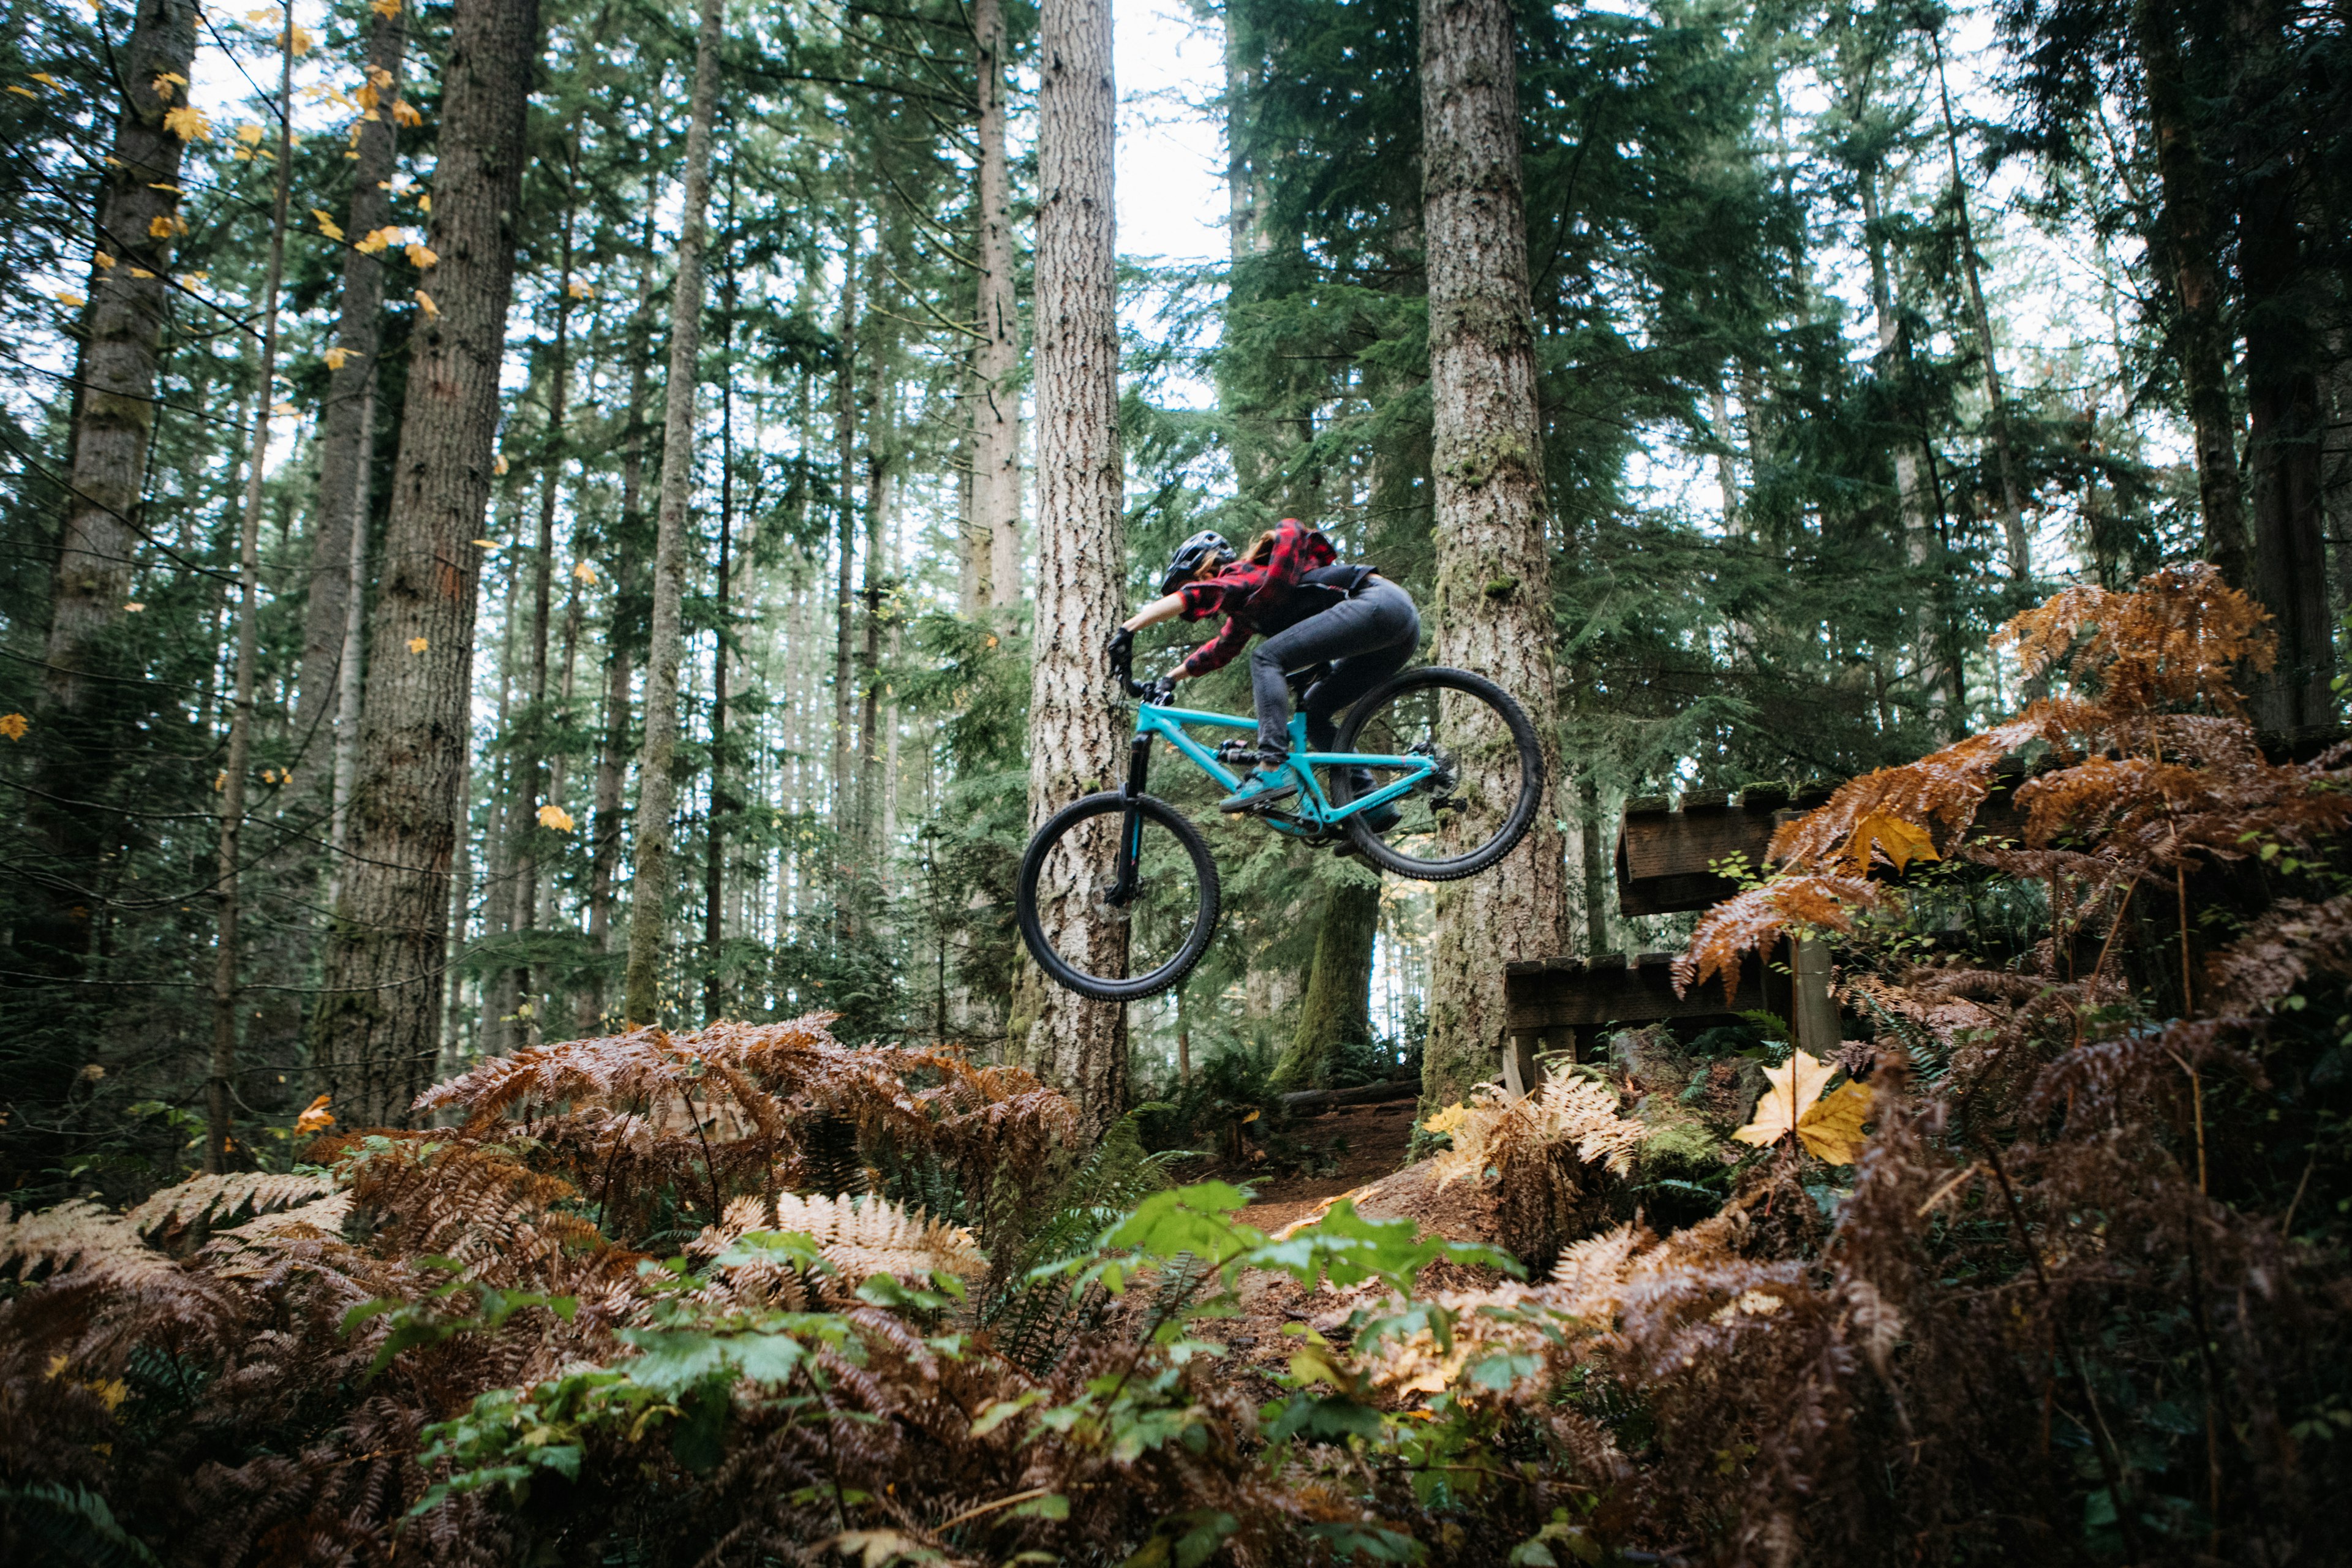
left=1250, top=576, right=1420, bottom=764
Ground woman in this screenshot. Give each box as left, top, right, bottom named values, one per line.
left=1106, top=517, right=1420, bottom=817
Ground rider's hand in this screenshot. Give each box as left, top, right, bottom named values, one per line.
left=1145, top=676, right=1177, bottom=704
left=1105, top=626, right=1135, bottom=664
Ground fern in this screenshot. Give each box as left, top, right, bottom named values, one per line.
left=0, top=1482, right=160, bottom=1567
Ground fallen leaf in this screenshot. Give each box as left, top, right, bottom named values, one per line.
left=1794, top=1080, right=1874, bottom=1165
left=1840, top=812, right=1940, bottom=875
left=1732, top=1049, right=1839, bottom=1150
left=293, top=1094, right=334, bottom=1136
left=0, top=712, right=28, bottom=741
left=407, top=636, right=428, bottom=654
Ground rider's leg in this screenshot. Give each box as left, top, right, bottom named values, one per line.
left=1249, top=579, right=1420, bottom=768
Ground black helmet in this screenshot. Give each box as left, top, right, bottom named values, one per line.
left=1160, top=530, right=1234, bottom=595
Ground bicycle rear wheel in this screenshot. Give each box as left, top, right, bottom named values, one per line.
left=1330, top=667, right=1542, bottom=880
left=1016, top=792, right=1221, bottom=1001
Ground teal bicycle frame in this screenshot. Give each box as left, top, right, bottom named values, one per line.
left=1126, top=700, right=1436, bottom=838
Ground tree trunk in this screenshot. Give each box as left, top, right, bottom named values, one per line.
left=1860, top=168, right=1947, bottom=729
left=578, top=249, right=656, bottom=1035
left=858, top=290, right=895, bottom=876
left=510, top=195, right=575, bottom=1048
left=314, top=0, right=538, bottom=1128
left=704, top=283, right=736, bottom=1025
left=1932, top=27, right=2029, bottom=583
left=1417, top=0, right=1567, bottom=1107
left=23, top=0, right=199, bottom=973
left=1278, top=876, right=1381, bottom=1090
left=832, top=218, right=861, bottom=929
left=1023, top=0, right=1128, bottom=1137
left=2133, top=0, right=2251, bottom=589
left=296, top=2, right=405, bottom=754
left=326, top=379, right=377, bottom=910
left=208, top=15, right=296, bottom=1170
left=2232, top=0, right=2334, bottom=732
left=621, top=0, right=722, bottom=1028
left=974, top=0, right=1023, bottom=614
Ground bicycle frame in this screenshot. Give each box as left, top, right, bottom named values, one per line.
left=1104, top=700, right=1439, bottom=904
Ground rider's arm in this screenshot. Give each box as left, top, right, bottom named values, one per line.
left=1120, top=592, right=1186, bottom=635
left=1174, top=617, right=1248, bottom=679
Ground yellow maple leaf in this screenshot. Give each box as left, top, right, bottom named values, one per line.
left=151, top=71, right=186, bottom=102
left=492, top=452, right=508, bottom=475
left=236, top=120, right=265, bottom=146
left=391, top=99, right=422, bottom=128
left=1840, top=812, right=1940, bottom=875
left=407, top=636, right=428, bottom=654
left=566, top=277, right=595, bottom=300
left=323, top=345, right=350, bottom=371
left=368, top=66, right=395, bottom=91
left=413, top=289, right=438, bottom=318
left=92, top=252, right=115, bottom=269
left=6, top=85, right=34, bottom=99
left=1733, top=1049, right=1838, bottom=1148
left=535, top=803, right=575, bottom=832
left=162, top=104, right=209, bottom=141
left=312, top=208, right=344, bottom=241
left=572, top=560, right=598, bottom=583
left=417, top=192, right=430, bottom=212
left=1796, top=1080, right=1875, bottom=1166
left=269, top=401, right=296, bottom=417
left=55, top=290, right=85, bottom=309
left=472, top=538, right=497, bottom=548
left=1732, top=1052, right=1876, bottom=1165
left=129, top=267, right=154, bottom=279
left=182, top=271, right=206, bottom=286
left=293, top=1094, right=334, bottom=1136
left=148, top=214, right=184, bottom=239
left=371, top=0, right=402, bottom=17
left=1422, top=1102, right=1469, bottom=1137
left=354, top=227, right=393, bottom=256
left=280, top=24, right=314, bottom=55
left=405, top=241, right=437, bottom=270
left=0, top=712, right=28, bottom=741
left=124, top=601, right=145, bottom=612
left=32, top=72, right=61, bottom=88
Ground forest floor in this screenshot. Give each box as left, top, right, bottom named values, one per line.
left=1174, top=1102, right=1509, bottom=1402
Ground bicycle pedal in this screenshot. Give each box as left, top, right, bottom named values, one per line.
left=1332, top=841, right=1360, bottom=859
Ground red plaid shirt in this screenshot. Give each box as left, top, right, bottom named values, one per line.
left=1174, top=518, right=1336, bottom=677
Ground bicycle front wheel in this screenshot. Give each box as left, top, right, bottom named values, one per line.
left=1016, top=792, right=1221, bottom=1001
left=1331, top=667, right=1542, bottom=880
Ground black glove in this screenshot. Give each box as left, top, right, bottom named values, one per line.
left=1145, top=676, right=1178, bottom=704
left=1105, top=626, right=1135, bottom=665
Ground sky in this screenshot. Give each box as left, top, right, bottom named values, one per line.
left=1115, top=1, right=1230, bottom=270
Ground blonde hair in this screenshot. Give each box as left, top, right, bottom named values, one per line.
left=1242, top=529, right=1281, bottom=566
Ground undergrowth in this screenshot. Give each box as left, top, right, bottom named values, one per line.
left=4, top=565, right=2349, bottom=1565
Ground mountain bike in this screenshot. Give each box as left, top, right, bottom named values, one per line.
left=1014, top=641, right=1543, bottom=1001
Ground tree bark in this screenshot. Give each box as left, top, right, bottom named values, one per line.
left=508, top=194, right=575, bottom=1046
left=208, top=12, right=296, bottom=1170
left=1023, top=0, right=1128, bottom=1137
left=1931, top=26, right=2029, bottom=583
left=622, top=0, right=722, bottom=1027
left=973, top=0, right=1023, bottom=613
left=326, top=379, right=377, bottom=910
left=295, top=2, right=405, bottom=755
left=704, top=272, right=737, bottom=1025
left=831, top=216, right=860, bottom=927
left=2231, top=0, right=2334, bottom=731
left=1417, top=0, right=1566, bottom=1107
left=1278, top=876, right=1381, bottom=1090
left=578, top=248, right=656, bottom=1035
left=2133, top=0, right=2250, bottom=589
left=23, top=0, right=199, bottom=973
left=314, top=0, right=538, bottom=1127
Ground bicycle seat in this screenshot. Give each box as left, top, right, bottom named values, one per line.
left=1285, top=662, right=1332, bottom=698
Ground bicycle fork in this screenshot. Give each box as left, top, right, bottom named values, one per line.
left=1107, top=729, right=1153, bottom=907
